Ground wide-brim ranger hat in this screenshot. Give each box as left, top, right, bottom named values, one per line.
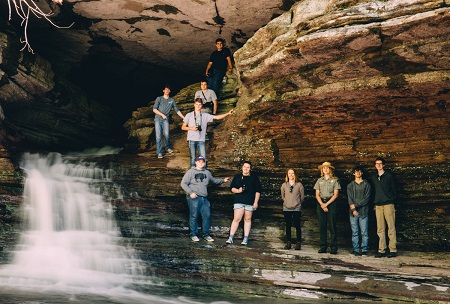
left=195, top=156, right=206, bottom=162
left=318, top=161, right=335, bottom=171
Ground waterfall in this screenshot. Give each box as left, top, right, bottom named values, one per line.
left=0, top=152, right=143, bottom=289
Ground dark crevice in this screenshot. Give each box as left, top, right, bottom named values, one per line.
left=212, top=0, right=225, bottom=35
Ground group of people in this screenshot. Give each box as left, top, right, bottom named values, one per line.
left=181, top=159, right=261, bottom=245
left=152, top=38, right=233, bottom=161
left=180, top=157, right=398, bottom=258
left=150, top=38, right=398, bottom=256
left=302, top=158, right=397, bottom=257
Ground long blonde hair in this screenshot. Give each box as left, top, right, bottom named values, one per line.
left=285, top=168, right=298, bottom=183
left=320, top=167, right=336, bottom=178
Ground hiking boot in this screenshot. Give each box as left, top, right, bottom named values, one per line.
left=351, top=251, right=361, bottom=256
left=283, top=242, right=292, bottom=250
left=318, top=248, right=327, bottom=253
left=388, top=252, right=398, bottom=258
left=295, top=243, right=301, bottom=250
left=375, top=252, right=386, bottom=258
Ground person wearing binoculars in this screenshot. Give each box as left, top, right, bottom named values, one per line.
left=181, top=98, right=234, bottom=168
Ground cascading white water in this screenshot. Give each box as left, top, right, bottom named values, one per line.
left=0, top=152, right=143, bottom=289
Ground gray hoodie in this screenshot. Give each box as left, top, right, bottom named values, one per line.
left=181, top=168, right=224, bottom=197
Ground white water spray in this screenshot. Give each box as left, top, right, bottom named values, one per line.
left=0, top=152, right=143, bottom=289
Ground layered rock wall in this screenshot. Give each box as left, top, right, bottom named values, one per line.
left=0, top=24, right=116, bottom=153
left=207, top=0, right=450, bottom=249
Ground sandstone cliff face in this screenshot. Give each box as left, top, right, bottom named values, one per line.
left=204, top=0, right=449, bottom=249
left=218, top=0, right=449, bottom=167
left=123, top=1, right=449, bottom=250
left=0, top=25, right=116, bottom=156
left=62, top=0, right=292, bottom=74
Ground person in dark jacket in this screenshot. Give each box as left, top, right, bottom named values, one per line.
left=371, top=157, right=398, bottom=258
left=347, top=166, right=371, bottom=256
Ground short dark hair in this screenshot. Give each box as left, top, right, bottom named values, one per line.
left=375, top=157, right=385, bottom=164
left=242, top=160, right=252, bottom=168
left=215, top=38, right=225, bottom=44
left=353, top=165, right=364, bottom=173
left=164, top=84, right=171, bottom=90
left=200, top=80, right=208, bottom=84
left=194, top=98, right=203, bottom=103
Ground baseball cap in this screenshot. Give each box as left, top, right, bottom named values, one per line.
left=195, top=156, right=206, bottom=161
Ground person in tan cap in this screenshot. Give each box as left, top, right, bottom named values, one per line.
left=313, top=161, right=341, bottom=254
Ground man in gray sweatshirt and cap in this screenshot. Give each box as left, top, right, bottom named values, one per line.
left=181, top=156, right=230, bottom=242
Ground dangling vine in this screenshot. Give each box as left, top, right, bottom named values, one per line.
left=6, top=0, right=73, bottom=53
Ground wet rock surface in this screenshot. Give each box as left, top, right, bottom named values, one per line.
left=112, top=194, right=450, bottom=303
left=0, top=151, right=449, bottom=303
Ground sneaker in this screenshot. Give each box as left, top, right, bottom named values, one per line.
left=318, top=248, right=327, bottom=253
left=157, top=153, right=163, bottom=159
left=330, top=249, right=338, bottom=255
left=205, top=133, right=209, bottom=141
left=226, top=237, right=233, bottom=244
left=166, top=149, right=174, bottom=154
left=204, top=236, right=214, bottom=242
left=191, top=236, right=200, bottom=242
left=351, top=251, right=361, bottom=256
left=388, top=252, right=398, bottom=258
left=283, top=242, right=292, bottom=250
left=375, top=252, right=386, bottom=258
left=361, top=251, right=368, bottom=256
left=241, top=239, right=248, bottom=246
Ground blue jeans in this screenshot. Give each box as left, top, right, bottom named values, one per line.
left=154, top=116, right=170, bottom=154
left=186, top=195, right=211, bottom=238
left=350, top=214, right=369, bottom=252
left=207, top=69, right=226, bottom=95
left=188, top=140, right=206, bottom=168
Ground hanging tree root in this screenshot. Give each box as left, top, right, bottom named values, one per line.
left=7, top=0, right=73, bottom=53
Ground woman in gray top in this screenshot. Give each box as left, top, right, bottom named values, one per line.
left=281, top=169, right=305, bottom=250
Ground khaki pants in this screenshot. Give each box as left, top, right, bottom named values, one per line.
left=375, top=204, right=397, bottom=253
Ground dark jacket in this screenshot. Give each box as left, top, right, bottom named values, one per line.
left=347, top=180, right=371, bottom=218
left=371, top=171, right=396, bottom=206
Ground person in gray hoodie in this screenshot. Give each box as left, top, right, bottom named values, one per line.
left=180, top=156, right=230, bottom=242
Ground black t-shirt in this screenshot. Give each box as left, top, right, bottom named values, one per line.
left=209, top=47, right=232, bottom=71
left=230, top=173, right=262, bottom=205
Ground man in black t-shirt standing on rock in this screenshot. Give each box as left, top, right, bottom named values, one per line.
left=205, top=38, right=233, bottom=96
